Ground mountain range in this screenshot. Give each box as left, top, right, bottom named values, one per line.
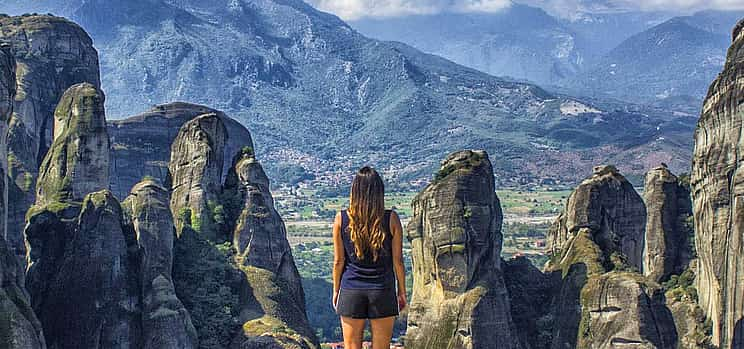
left=0, top=0, right=707, bottom=186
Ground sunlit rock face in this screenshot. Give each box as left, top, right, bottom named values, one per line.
left=406, top=150, right=521, bottom=349
left=691, top=19, right=744, bottom=348
left=546, top=166, right=677, bottom=349
left=0, top=14, right=100, bottom=262
left=548, top=165, right=646, bottom=272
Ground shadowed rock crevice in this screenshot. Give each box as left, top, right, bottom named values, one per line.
left=643, top=165, right=694, bottom=283
left=0, top=42, right=46, bottom=349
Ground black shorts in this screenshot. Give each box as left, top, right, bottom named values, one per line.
left=335, top=287, right=399, bottom=319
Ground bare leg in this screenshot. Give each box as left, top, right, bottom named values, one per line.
left=341, top=316, right=365, bottom=349
left=370, top=316, right=395, bottom=349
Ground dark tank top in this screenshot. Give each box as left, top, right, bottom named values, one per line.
left=340, top=209, right=395, bottom=290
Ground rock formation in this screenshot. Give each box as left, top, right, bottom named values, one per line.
left=122, top=179, right=198, bottom=349
left=643, top=165, right=693, bottom=282
left=168, top=117, right=317, bottom=348
left=546, top=166, right=678, bottom=349
left=690, top=19, right=744, bottom=348
left=0, top=42, right=47, bottom=349
left=405, top=150, right=521, bottom=349
left=548, top=165, right=646, bottom=272
left=109, top=102, right=253, bottom=199
left=225, top=149, right=317, bottom=349
left=168, top=113, right=227, bottom=239
left=24, top=83, right=141, bottom=349
left=35, top=83, right=109, bottom=205
left=0, top=14, right=100, bottom=262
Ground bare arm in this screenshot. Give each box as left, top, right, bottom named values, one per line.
left=390, top=211, right=407, bottom=309
left=332, top=212, right=344, bottom=306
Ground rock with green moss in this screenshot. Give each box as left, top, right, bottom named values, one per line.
left=168, top=113, right=227, bottom=239
left=25, top=190, right=141, bottom=349
left=0, top=14, right=100, bottom=262
left=224, top=151, right=317, bottom=349
left=123, top=179, right=198, bottom=349
left=547, top=165, right=646, bottom=272
left=0, top=42, right=47, bottom=349
left=406, top=150, right=521, bottom=349
left=35, top=83, right=109, bottom=206
left=643, top=165, right=693, bottom=282
left=690, top=19, right=744, bottom=349
left=546, top=166, right=681, bottom=349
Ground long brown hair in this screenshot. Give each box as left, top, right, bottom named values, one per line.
left=347, top=166, right=386, bottom=261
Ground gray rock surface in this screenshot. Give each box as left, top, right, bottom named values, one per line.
left=109, top=102, right=253, bottom=199
left=405, top=150, right=521, bottom=349
left=0, top=42, right=47, bottom=349
left=548, top=165, right=646, bottom=272
left=25, top=190, right=141, bottom=349
left=690, top=19, right=744, bottom=349
left=643, top=165, right=693, bottom=282
left=122, top=179, right=198, bottom=349
left=224, top=149, right=317, bottom=349
left=168, top=113, right=227, bottom=240
left=0, top=14, right=99, bottom=261
left=546, top=166, right=678, bottom=349
left=24, top=82, right=140, bottom=348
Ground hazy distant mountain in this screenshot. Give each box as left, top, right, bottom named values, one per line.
left=0, top=0, right=698, bottom=186
left=352, top=4, right=586, bottom=86
left=570, top=11, right=741, bottom=103
left=349, top=4, right=681, bottom=90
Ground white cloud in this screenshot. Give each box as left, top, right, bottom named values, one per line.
left=309, top=0, right=744, bottom=20
left=617, top=0, right=744, bottom=11
left=308, top=0, right=512, bottom=20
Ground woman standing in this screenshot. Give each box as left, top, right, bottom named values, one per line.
left=332, top=166, right=406, bottom=349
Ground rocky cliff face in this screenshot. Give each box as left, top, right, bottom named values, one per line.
left=405, top=150, right=521, bottom=349
left=548, top=165, right=647, bottom=272
left=0, top=14, right=100, bottom=262
left=122, top=179, right=198, bottom=349
left=643, top=165, right=693, bottom=283
left=690, top=19, right=744, bottom=348
left=0, top=42, right=47, bottom=349
left=168, top=116, right=317, bottom=348
left=35, top=83, right=109, bottom=205
left=109, top=102, right=253, bottom=199
left=546, top=166, right=678, bottom=349
left=24, top=83, right=141, bottom=349
left=168, top=113, right=227, bottom=240
left=225, top=149, right=317, bottom=349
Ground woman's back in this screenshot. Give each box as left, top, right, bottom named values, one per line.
left=339, top=209, right=395, bottom=290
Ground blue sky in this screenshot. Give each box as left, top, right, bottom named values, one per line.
left=307, top=0, right=744, bottom=20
